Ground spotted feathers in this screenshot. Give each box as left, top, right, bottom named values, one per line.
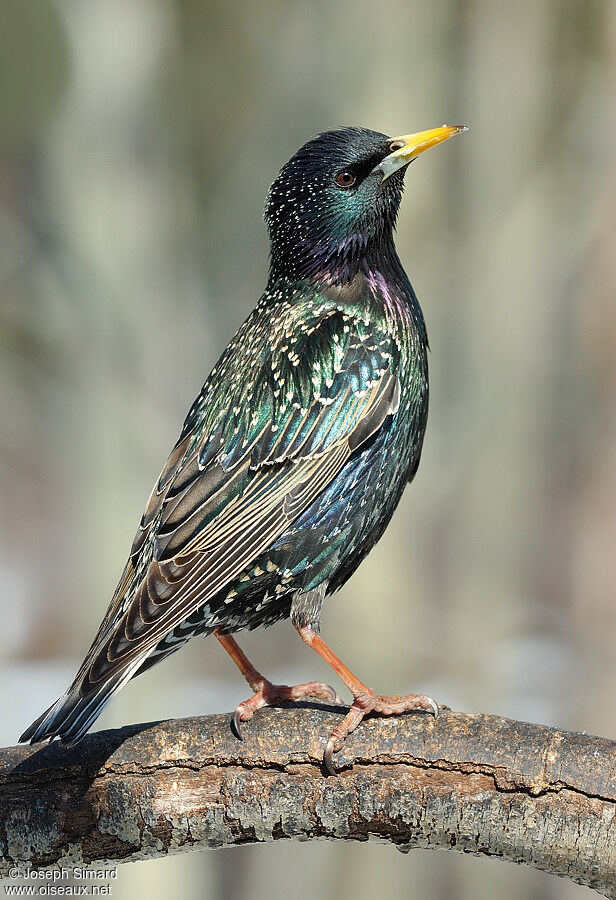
left=20, top=127, right=429, bottom=746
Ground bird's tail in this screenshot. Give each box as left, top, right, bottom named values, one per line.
left=19, top=664, right=140, bottom=746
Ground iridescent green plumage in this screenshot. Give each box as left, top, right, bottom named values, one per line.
left=21, top=127, right=435, bottom=747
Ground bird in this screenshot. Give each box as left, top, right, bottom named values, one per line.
left=20, top=123, right=466, bottom=772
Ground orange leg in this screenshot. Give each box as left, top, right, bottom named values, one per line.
left=296, top=626, right=438, bottom=774
left=215, top=632, right=342, bottom=739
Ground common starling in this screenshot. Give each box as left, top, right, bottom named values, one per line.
left=21, top=124, right=465, bottom=771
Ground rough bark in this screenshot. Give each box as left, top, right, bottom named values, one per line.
left=1, top=707, right=615, bottom=895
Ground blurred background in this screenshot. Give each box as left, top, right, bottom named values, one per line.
left=1, top=0, right=615, bottom=897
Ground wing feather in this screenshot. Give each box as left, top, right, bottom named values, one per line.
left=73, top=302, right=400, bottom=693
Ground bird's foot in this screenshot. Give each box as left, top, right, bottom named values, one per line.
left=232, top=678, right=343, bottom=740
left=324, top=689, right=438, bottom=775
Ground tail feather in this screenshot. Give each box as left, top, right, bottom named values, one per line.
left=20, top=625, right=193, bottom=746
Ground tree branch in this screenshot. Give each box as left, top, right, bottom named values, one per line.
left=1, top=707, right=615, bottom=895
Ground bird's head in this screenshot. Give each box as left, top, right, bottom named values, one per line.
left=265, top=124, right=465, bottom=283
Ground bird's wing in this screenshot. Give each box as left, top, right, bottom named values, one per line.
left=75, top=304, right=398, bottom=691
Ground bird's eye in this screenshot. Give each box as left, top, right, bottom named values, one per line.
left=335, top=171, right=356, bottom=188
left=389, top=140, right=405, bottom=152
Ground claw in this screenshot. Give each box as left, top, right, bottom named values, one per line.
left=231, top=709, right=244, bottom=741
left=323, top=738, right=338, bottom=776
left=325, top=684, right=344, bottom=706
left=321, top=691, right=439, bottom=774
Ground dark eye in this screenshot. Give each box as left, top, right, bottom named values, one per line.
left=335, top=171, right=356, bottom=188
left=389, top=140, right=405, bottom=152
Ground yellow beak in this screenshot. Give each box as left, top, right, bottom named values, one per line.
left=372, top=124, right=467, bottom=180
